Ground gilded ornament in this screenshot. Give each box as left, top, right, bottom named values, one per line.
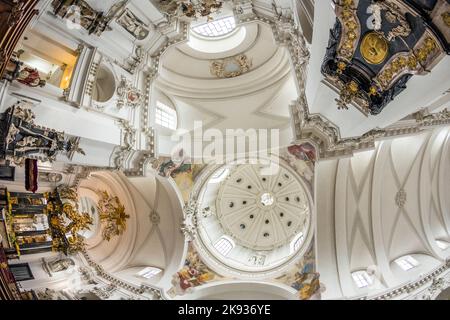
left=424, top=38, right=436, bottom=50
left=336, top=80, right=362, bottom=110
left=346, top=20, right=357, bottom=30
left=336, top=0, right=359, bottom=61
left=97, top=191, right=130, bottom=241
left=348, top=81, right=358, bottom=93
left=343, top=41, right=352, bottom=50
left=47, top=186, right=93, bottom=254
left=442, top=12, right=450, bottom=27
left=360, top=32, right=389, bottom=65
left=391, top=61, right=399, bottom=73
left=347, top=31, right=356, bottom=40
left=343, top=0, right=353, bottom=6
left=342, top=10, right=352, bottom=19
left=210, top=54, right=252, bottom=78
left=337, top=61, right=346, bottom=74
left=375, top=37, right=437, bottom=90
left=407, top=56, right=417, bottom=68
left=368, top=86, right=378, bottom=96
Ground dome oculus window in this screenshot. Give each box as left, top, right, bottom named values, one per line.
left=155, top=101, right=177, bottom=130
left=192, top=16, right=236, bottom=37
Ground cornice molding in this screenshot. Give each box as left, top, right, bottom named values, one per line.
left=354, top=259, right=450, bottom=300
left=291, top=99, right=450, bottom=160
left=78, top=248, right=166, bottom=300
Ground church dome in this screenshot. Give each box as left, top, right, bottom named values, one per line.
left=191, top=159, right=313, bottom=279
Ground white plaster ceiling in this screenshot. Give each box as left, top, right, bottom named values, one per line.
left=216, top=164, right=309, bottom=250
left=78, top=170, right=186, bottom=290
left=315, top=126, right=450, bottom=298
left=154, top=21, right=298, bottom=143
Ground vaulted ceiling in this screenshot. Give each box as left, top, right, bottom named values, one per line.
left=316, top=126, right=450, bottom=298
left=154, top=20, right=298, bottom=146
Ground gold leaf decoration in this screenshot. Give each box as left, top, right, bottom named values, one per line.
left=97, top=191, right=130, bottom=241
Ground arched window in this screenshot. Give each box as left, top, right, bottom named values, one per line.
left=351, top=270, right=373, bottom=288
left=209, top=167, right=230, bottom=183
left=214, top=236, right=235, bottom=256
left=155, top=101, right=177, bottom=130
left=137, top=267, right=162, bottom=279
left=290, top=232, right=304, bottom=253
left=192, top=16, right=236, bottom=37
left=436, top=240, right=449, bottom=250
left=394, top=255, right=419, bottom=271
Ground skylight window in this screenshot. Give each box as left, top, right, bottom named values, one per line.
left=214, top=237, right=234, bottom=256
left=395, top=255, right=419, bottom=271
left=155, top=101, right=177, bottom=130
left=137, top=267, right=162, bottom=279
left=192, top=16, right=236, bottom=37
left=352, top=270, right=373, bottom=288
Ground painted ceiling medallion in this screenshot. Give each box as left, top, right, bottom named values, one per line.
left=210, top=54, right=252, bottom=78
left=360, top=32, right=389, bottom=65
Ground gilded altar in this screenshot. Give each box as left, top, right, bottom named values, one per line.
left=46, top=185, right=93, bottom=255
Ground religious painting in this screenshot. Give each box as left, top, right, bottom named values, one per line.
left=168, top=243, right=220, bottom=297
left=276, top=242, right=324, bottom=300
left=279, top=143, right=316, bottom=185
left=3, top=58, right=46, bottom=87
left=153, top=150, right=205, bottom=203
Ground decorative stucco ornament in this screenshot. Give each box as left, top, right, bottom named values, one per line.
left=210, top=54, right=252, bottom=78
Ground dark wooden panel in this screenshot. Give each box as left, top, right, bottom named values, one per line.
left=0, top=0, right=40, bottom=79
